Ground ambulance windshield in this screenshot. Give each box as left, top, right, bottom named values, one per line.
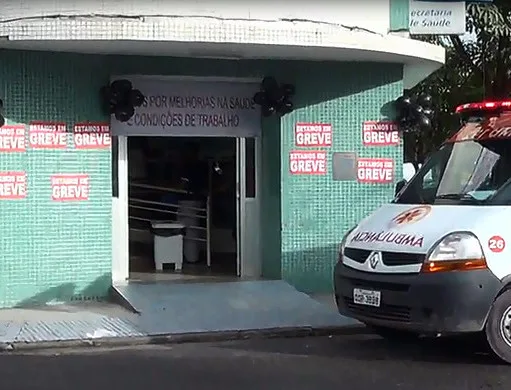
left=395, top=119, right=511, bottom=205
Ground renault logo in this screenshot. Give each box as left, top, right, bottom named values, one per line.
left=367, top=251, right=382, bottom=269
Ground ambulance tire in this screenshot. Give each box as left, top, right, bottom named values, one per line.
left=486, top=289, right=511, bottom=364
left=368, top=325, right=420, bottom=342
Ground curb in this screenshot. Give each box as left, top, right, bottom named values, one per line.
left=3, top=323, right=369, bottom=353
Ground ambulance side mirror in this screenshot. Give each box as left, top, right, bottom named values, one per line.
left=395, top=179, right=407, bottom=196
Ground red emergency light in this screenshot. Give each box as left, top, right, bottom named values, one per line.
left=455, top=100, right=511, bottom=113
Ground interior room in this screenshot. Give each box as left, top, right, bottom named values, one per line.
left=127, top=136, right=238, bottom=281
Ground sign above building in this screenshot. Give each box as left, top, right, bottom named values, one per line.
left=409, top=0, right=466, bottom=35
left=110, top=76, right=261, bottom=137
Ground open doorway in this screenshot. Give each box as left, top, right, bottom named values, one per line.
left=127, top=136, right=238, bottom=281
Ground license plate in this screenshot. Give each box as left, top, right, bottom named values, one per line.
left=353, top=288, right=381, bottom=307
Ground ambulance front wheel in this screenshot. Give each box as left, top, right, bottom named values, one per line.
left=485, top=289, right=511, bottom=364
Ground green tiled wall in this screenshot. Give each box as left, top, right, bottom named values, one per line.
left=390, top=0, right=410, bottom=32
left=280, top=63, right=403, bottom=293
left=0, top=52, right=113, bottom=307
left=0, top=49, right=402, bottom=307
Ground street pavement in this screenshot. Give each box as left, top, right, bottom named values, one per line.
left=1, top=333, right=510, bottom=390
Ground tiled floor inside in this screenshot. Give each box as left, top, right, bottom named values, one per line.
left=129, top=272, right=238, bottom=284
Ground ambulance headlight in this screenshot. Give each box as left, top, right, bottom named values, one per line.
left=422, top=232, right=487, bottom=273
left=338, top=225, right=357, bottom=263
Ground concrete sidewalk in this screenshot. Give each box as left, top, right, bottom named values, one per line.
left=0, top=284, right=364, bottom=351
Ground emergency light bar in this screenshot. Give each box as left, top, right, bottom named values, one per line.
left=455, top=101, right=511, bottom=113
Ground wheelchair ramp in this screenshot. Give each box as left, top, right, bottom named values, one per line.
left=112, top=280, right=357, bottom=335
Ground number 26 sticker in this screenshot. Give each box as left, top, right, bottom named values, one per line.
left=488, top=236, right=506, bottom=253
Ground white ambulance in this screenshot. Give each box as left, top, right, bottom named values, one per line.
left=334, top=100, right=511, bottom=363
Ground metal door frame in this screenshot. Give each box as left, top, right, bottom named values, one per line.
left=112, top=135, right=129, bottom=284
left=235, top=136, right=261, bottom=278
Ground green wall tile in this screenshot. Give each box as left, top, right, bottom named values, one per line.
left=390, top=0, right=410, bottom=32
left=279, top=63, right=403, bottom=293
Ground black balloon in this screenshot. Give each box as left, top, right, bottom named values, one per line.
left=254, top=78, right=295, bottom=117
left=130, top=89, right=146, bottom=107
left=100, top=80, right=146, bottom=121
left=262, top=105, right=276, bottom=117
left=417, top=114, right=431, bottom=130
left=253, top=91, right=267, bottom=105
left=398, top=117, right=411, bottom=132
left=109, top=89, right=123, bottom=105
left=412, top=104, right=424, bottom=117
left=262, top=76, right=278, bottom=91
left=268, top=86, right=284, bottom=103
left=279, top=99, right=294, bottom=115
left=417, top=93, right=433, bottom=109
left=395, top=96, right=412, bottom=110
left=393, top=93, right=435, bottom=132
left=423, top=108, right=434, bottom=118
left=114, top=105, right=135, bottom=122
left=281, top=83, right=296, bottom=96
left=111, top=79, right=133, bottom=94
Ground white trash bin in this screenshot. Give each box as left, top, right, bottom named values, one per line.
left=176, top=200, right=203, bottom=263
left=151, top=222, right=185, bottom=271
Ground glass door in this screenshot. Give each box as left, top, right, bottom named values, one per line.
left=111, top=135, right=129, bottom=283
left=235, top=137, right=261, bottom=277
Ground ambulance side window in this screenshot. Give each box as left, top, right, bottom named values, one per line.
left=396, top=145, right=451, bottom=204
left=480, top=148, right=511, bottom=205
left=489, top=181, right=511, bottom=205
left=422, top=167, right=439, bottom=189
left=398, top=164, right=440, bottom=204
left=416, top=165, right=442, bottom=203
